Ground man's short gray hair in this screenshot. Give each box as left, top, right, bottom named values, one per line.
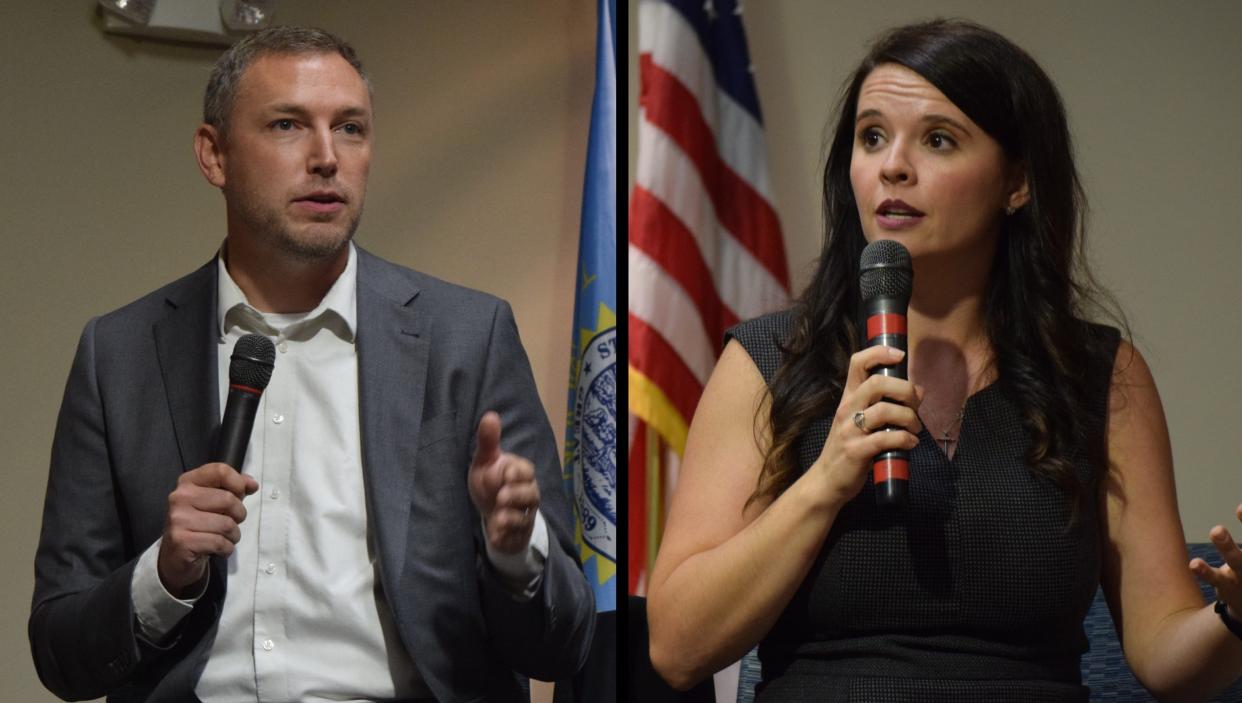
left=204, top=26, right=371, bottom=136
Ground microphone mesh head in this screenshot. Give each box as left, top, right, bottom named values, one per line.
left=859, top=239, right=913, bottom=302
left=229, top=334, right=276, bottom=390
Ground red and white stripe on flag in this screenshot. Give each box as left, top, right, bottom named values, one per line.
left=628, top=0, right=789, bottom=596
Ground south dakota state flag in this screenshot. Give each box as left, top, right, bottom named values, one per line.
left=564, top=0, right=616, bottom=616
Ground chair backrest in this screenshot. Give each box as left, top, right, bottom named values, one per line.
left=736, top=544, right=1242, bottom=702
left=1082, top=543, right=1242, bottom=701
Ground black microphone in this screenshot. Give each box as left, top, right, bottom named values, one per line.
left=215, top=334, right=276, bottom=471
left=859, top=240, right=913, bottom=506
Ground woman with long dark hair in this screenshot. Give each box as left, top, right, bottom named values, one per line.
left=647, top=19, right=1242, bottom=701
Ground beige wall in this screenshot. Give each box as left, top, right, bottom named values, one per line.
left=629, top=1, right=1242, bottom=539
left=1, top=1, right=593, bottom=699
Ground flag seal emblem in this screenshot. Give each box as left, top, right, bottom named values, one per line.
left=573, top=327, right=616, bottom=561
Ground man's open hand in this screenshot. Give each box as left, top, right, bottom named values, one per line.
left=468, top=411, right=540, bottom=554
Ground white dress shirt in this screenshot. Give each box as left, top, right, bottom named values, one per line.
left=130, top=243, right=549, bottom=701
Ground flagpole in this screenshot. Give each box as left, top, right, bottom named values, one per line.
left=647, top=424, right=662, bottom=592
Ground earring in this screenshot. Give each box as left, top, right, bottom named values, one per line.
left=1005, top=206, right=1016, bottom=216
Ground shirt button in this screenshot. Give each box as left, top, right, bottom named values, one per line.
left=264, top=562, right=276, bottom=574
left=278, top=341, right=288, bottom=353
left=262, top=639, right=274, bottom=651
left=270, top=489, right=280, bottom=500
left=273, top=413, right=284, bottom=424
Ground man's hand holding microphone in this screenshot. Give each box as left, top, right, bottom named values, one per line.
left=157, top=334, right=274, bottom=598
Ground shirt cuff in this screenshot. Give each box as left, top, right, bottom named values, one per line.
left=482, top=510, right=548, bottom=601
left=131, top=537, right=205, bottom=645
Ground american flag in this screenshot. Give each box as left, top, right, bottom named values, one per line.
left=629, top=0, right=789, bottom=597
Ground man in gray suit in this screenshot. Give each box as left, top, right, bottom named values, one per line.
left=29, top=26, right=594, bottom=702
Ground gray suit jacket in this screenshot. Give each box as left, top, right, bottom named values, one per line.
left=30, top=247, right=595, bottom=702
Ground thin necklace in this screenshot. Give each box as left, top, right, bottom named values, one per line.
left=929, top=363, right=991, bottom=456
left=924, top=402, right=968, bottom=457
left=936, top=404, right=967, bottom=454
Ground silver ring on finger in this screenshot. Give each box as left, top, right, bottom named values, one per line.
left=853, top=410, right=869, bottom=433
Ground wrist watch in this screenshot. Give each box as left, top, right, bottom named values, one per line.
left=1215, top=600, right=1242, bottom=641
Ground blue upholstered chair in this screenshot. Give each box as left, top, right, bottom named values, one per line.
left=737, top=544, right=1242, bottom=702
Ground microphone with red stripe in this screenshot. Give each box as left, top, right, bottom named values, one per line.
left=860, top=240, right=913, bottom=506
left=215, top=334, right=276, bottom=472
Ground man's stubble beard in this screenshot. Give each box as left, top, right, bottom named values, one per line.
left=235, top=188, right=365, bottom=263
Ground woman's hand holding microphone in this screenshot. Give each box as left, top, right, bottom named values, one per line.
left=811, top=345, right=924, bottom=507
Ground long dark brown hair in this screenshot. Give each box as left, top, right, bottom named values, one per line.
left=750, top=19, right=1126, bottom=514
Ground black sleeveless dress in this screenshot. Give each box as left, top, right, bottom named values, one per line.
left=726, top=311, right=1121, bottom=702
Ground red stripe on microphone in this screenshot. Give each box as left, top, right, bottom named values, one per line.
left=867, top=313, right=907, bottom=339
left=230, top=384, right=263, bottom=396
left=873, top=457, right=909, bottom=482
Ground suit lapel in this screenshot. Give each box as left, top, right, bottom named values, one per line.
left=152, top=260, right=229, bottom=599
left=356, top=249, right=427, bottom=584
left=153, top=260, right=219, bottom=474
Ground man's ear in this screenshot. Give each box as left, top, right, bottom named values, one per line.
left=194, top=124, right=227, bottom=189
left=1006, top=162, right=1031, bottom=211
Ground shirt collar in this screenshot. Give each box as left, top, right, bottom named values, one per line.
left=216, top=242, right=358, bottom=342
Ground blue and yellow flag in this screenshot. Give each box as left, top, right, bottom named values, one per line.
left=564, top=0, right=616, bottom=615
